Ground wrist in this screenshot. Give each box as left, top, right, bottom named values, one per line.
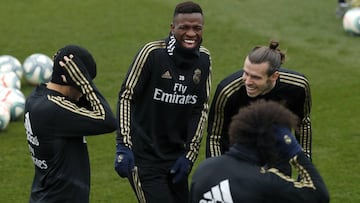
left=116, top=143, right=131, bottom=152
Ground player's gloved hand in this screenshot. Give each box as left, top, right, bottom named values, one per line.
left=58, top=54, right=89, bottom=89
left=273, top=125, right=303, bottom=160
left=114, top=144, right=134, bottom=178
left=170, top=155, right=192, bottom=183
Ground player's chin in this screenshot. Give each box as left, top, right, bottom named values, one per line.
left=246, top=90, right=260, bottom=98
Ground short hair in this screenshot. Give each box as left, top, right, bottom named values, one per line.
left=247, top=40, right=286, bottom=75
left=228, top=100, right=298, bottom=165
left=173, top=1, right=203, bottom=17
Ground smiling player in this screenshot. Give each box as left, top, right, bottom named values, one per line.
left=113, top=1, right=211, bottom=203
left=206, top=40, right=312, bottom=176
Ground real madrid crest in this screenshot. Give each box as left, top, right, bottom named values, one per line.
left=193, top=68, right=201, bottom=84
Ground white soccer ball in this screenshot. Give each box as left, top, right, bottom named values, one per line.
left=23, top=53, right=53, bottom=85
left=0, top=87, right=26, bottom=121
left=0, top=71, right=21, bottom=89
left=343, top=7, right=360, bottom=35
left=0, top=102, right=11, bottom=131
left=0, top=55, right=23, bottom=79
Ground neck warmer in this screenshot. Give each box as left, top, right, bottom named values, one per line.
left=227, top=144, right=264, bottom=166
left=165, top=34, right=201, bottom=69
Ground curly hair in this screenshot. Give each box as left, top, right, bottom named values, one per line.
left=228, top=100, right=298, bottom=166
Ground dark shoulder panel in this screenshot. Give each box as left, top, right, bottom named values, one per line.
left=278, top=67, right=310, bottom=89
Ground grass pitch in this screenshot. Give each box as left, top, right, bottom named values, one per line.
left=0, top=0, right=359, bottom=202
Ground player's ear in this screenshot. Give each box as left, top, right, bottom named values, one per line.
left=270, top=71, right=280, bottom=81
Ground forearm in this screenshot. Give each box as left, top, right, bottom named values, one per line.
left=51, top=55, right=116, bottom=135
left=115, top=96, right=132, bottom=147
left=206, top=132, right=222, bottom=157
left=186, top=103, right=209, bottom=163
left=298, top=117, right=312, bottom=157
left=290, top=152, right=329, bottom=202
left=206, top=106, right=223, bottom=157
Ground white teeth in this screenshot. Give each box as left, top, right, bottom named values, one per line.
left=184, top=39, right=195, bottom=44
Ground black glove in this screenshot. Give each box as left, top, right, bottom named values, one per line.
left=273, top=125, right=302, bottom=160
left=170, top=155, right=192, bottom=183
left=58, top=54, right=89, bottom=92
left=114, top=144, right=134, bottom=178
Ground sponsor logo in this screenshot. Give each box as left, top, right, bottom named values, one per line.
left=25, top=112, right=39, bottom=146
left=153, top=83, right=197, bottom=104
left=31, top=153, right=48, bottom=169
left=25, top=112, right=48, bottom=170
left=161, top=71, right=172, bottom=79
left=199, top=179, right=234, bottom=203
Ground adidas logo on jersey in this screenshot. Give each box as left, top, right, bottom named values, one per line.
left=199, top=179, right=234, bottom=203
left=161, top=70, right=172, bottom=79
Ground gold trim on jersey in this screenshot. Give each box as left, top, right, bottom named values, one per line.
left=267, top=155, right=315, bottom=189
left=48, top=95, right=106, bottom=120
left=119, top=40, right=165, bottom=147
left=119, top=40, right=212, bottom=157
left=208, top=76, right=244, bottom=157
left=47, top=58, right=106, bottom=120
left=187, top=58, right=212, bottom=162
left=279, top=72, right=312, bottom=157
left=208, top=70, right=312, bottom=157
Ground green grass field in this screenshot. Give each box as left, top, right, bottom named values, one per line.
left=0, top=0, right=359, bottom=202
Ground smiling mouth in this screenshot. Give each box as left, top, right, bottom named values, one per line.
left=246, top=86, right=258, bottom=96
left=246, top=86, right=256, bottom=92
left=184, top=39, right=196, bottom=44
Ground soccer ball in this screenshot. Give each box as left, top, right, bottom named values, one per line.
left=0, top=102, right=10, bottom=131
left=0, top=55, right=23, bottom=79
left=0, top=87, right=26, bottom=121
left=343, top=8, right=360, bottom=35
left=0, top=71, right=21, bottom=89
left=23, top=53, right=53, bottom=85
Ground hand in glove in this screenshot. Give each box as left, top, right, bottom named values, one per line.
left=170, top=155, right=193, bottom=183
left=273, top=125, right=303, bottom=160
left=114, top=144, right=134, bottom=178
left=58, top=54, right=89, bottom=89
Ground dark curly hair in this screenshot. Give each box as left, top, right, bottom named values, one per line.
left=228, top=100, right=299, bottom=166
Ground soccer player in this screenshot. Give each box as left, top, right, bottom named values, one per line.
left=113, top=1, right=211, bottom=203
left=24, top=45, right=117, bottom=203
left=190, top=100, right=329, bottom=203
left=206, top=40, right=312, bottom=168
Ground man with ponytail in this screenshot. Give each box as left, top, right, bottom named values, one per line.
left=206, top=40, right=312, bottom=175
